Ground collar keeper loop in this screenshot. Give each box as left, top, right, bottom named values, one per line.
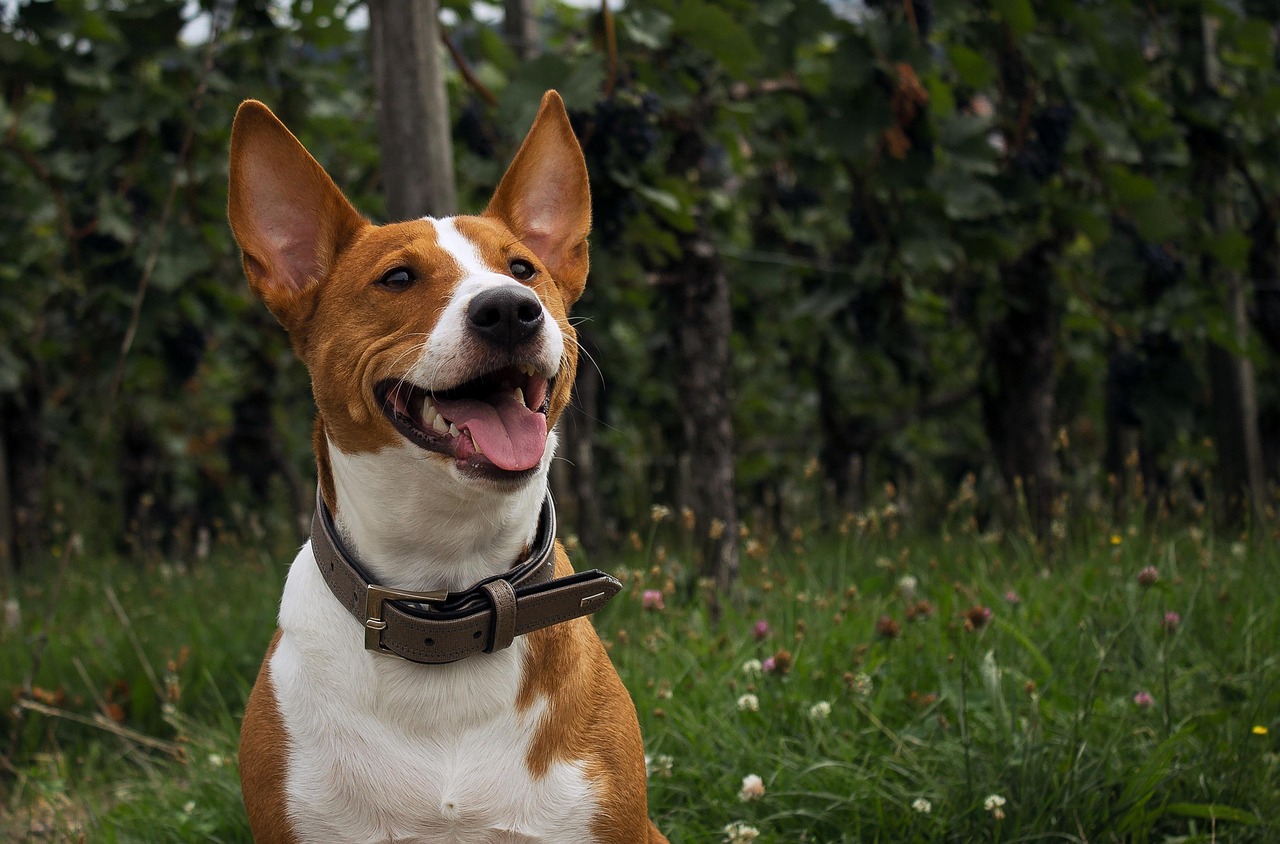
left=479, top=579, right=518, bottom=654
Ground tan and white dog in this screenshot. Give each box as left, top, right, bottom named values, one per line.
left=228, top=92, right=667, bottom=843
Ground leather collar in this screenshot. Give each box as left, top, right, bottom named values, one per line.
left=310, top=489, right=621, bottom=664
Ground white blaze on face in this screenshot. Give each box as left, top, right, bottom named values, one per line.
left=414, top=217, right=565, bottom=390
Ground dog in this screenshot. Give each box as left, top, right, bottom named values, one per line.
left=228, top=91, right=667, bottom=843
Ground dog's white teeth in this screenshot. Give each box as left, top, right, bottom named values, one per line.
left=514, top=387, right=525, bottom=407
left=448, top=423, right=461, bottom=438
left=420, top=397, right=438, bottom=424
left=518, top=363, right=536, bottom=376
left=432, top=414, right=449, bottom=434
left=472, top=436, right=484, bottom=455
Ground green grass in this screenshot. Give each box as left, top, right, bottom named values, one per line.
left=2, top=510, right=1278, bottom=842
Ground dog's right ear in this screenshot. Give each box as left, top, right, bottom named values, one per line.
left=227, top=100, right=364, bottom=329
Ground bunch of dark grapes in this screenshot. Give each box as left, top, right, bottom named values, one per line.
left=911, top=0, right=934, bottom=38
left=1013, top=103, right=1075, bottom=182
left=1105, top=347, right=1142, bottom=427
left=865, top=0, right=933, bottom=37
left=569, top=88, right=662, bottom=241
left=455, top=100, right=498, bottom=159
left=160, top=320, right=207, bottom=385
left=1140, top=241, right=1183, bottom=298
left=775, top=184, right=822, bottom=212
left=596, top=90, right=662, bottom=160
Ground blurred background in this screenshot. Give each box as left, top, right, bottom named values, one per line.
left=1, top=0, right=1277, bottom=591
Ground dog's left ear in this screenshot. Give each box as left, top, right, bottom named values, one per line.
left=485, top=91, right=591, bottom=306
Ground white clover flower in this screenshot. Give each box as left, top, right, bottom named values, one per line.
left=182, top=800, right=196, bottom=814
left=723, top=821, right=761, bottom=843
left=850, top=672, right=873, bottom=699
left=808, top=700, right=832, bottom=721
left=645, top=753, right=674, bottom=779
left=898, top=574, right=918, bottom=600
left=741, top=658, right=763, bottom=677
left=911, top=797, right=932, bottom=814
left=983, top=794, right=1006, bottom=811
left=737, top=693, right=759, bottom=713
left=738, top=773, right=765, bottom=802
left=3, top=598, right=20, bottom=632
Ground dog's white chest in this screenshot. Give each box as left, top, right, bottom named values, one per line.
left=269, top=547, right=600, bottom=844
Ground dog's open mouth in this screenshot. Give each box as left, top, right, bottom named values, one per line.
left=378, top=365, right=553, bottom=475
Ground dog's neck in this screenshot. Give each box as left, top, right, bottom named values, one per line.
left=322, top=435, right=554, bottom=594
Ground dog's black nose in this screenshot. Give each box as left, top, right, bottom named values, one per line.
left=466, top=286, right=545, bottom=350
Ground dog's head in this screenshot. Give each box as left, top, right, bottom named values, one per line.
left=227, top=93, right=589, bottom=494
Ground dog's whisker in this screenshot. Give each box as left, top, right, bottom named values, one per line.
left=570, top=335, right=605, bottom=387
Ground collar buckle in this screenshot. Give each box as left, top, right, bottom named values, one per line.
left=364, top=584, right=449, bottom=658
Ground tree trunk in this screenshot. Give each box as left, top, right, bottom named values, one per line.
left=1190, top=13, right=1265, bottom=522
left=1204, top=229, right=1264, bottom=522
left=0, top=410, right=12, bottom=583
left=549, top=329, right=605, bottom=560
left=813, top=334, right=871, bottom=518
left=226, top=341, right=310, bottom=534
left=1205, top=339, right=1264, bottom=520
left=1248, top=204, right=1280, bottom=355
left=980, top=241, right=1060, bottom=539
left=502, top=0, right=539, bottom=61
left=1247, top=205, right=1280, bottom=486
left=367, top=0, right=457, bottom=219
left=666, top=237, right=739, bottom=595
left=2, top=385, right=47, bottom=570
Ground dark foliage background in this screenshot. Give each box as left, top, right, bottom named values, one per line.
left=1, top=0, right=1277, bottom=578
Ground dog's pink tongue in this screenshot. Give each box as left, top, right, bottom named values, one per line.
left=432, top=393, right=547, bottom=471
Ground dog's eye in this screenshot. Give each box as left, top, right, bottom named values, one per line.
left=509, top=259, right=536, bottom=281
left=375, top=267, right=417, bottom=291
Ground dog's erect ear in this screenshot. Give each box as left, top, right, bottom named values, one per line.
left=485, top=91, right=591, bottom=306
left=227, top=100, right=365, bottom=329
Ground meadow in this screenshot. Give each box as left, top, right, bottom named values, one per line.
left=1, top=497, right=1277, bottom=843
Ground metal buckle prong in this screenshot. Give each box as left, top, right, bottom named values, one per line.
left=364, top=584, right=448, bottom=657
